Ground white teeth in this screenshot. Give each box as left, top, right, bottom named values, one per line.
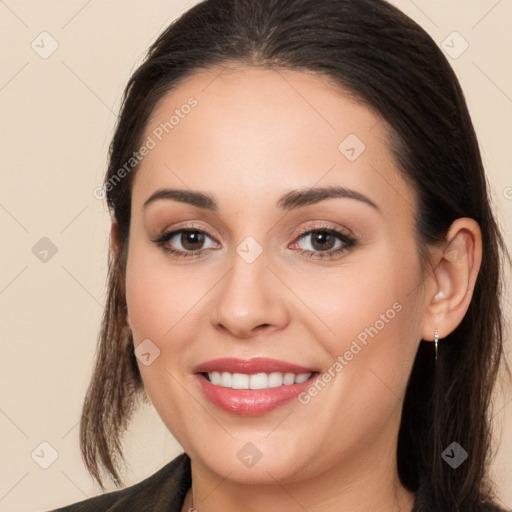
left=206, top=371, right=312, bottom=389
left=210, top=371, right=221, bottom=385
left=283, top=372, right=295, bottom=385
left=220, top=371, right=232, bottom=387
left=295, top=373, right=310, bottom=384
left=268, top=372, right=283, bottom=388
left=249, top=373, right=268, bottom=389
left=231, top=373, right=249, bottom=389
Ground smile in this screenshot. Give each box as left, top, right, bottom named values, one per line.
left=193, top=358, right=320, bottom=416
left=204, top=371, right=312, bottom=389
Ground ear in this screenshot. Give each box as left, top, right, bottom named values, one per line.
left=420, top=217, right=482, bottom=343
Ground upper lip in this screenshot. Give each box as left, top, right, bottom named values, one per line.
left=193, top=357, right=318, bottom=374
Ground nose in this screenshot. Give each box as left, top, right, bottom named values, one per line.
left=210, top=245, right=290, bottom=339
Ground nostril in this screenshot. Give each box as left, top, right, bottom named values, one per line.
left=254, top=324, right=271, bottom=333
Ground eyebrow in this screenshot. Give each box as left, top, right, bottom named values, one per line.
left=142, top=185, right=380, bottom=213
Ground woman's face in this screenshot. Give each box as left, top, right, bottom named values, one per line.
left=124, top=65, right=430, bottom=485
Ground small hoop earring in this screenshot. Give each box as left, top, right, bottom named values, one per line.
left=434, top=328, right=439, bottom=361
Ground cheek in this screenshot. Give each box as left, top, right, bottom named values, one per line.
left=124, top=242, right=207, bottom=438
left=299, top=238, right=423, bottom=408
left=125, top=242, right=208, bottom=345
left=282, top=247, right=422, bottom=457
left=302, top=241, right=421, bottom=349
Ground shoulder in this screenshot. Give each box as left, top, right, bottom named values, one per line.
left=45, top=452, right=191, bottom=512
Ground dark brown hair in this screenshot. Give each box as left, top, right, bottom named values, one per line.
left=79, top=0, right=510, bottom=508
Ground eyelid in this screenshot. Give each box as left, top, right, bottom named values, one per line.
left=151, top=220, right=359, bottom=260
left=157, top=221, right=219, bottom=240
left=149, top=222, right=220, bottom=251
left=293, top=221, right=355, bottom=239
left=156, top=220, right=354, bottom=243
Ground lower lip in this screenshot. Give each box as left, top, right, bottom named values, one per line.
left=195, top=373, right=318, bottom=416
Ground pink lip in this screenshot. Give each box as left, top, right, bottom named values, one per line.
left=193, top=357, right=317, bottom=374
left=193, top=358, right=319, bottom=416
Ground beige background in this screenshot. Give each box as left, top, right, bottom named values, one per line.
left=1, top=0, right=511, bottom=510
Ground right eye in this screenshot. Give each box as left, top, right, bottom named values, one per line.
left=151, top=226, right=220, bottom=259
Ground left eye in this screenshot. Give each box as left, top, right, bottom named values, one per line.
left=291, top=228, right=356, bottom=259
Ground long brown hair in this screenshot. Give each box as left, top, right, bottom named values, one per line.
left=79, top=0, right=510, bottom=508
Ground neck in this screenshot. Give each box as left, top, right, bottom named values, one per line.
left=181, top=430, right=415, bottom=512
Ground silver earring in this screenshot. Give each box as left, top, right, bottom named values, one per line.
left=434, top=328, right=439, bottom=360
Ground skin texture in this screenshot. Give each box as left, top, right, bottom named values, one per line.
left=112, top=65, right=482, bottom=512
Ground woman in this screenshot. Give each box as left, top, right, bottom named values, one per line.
left=47, top=0, right=510, bottom=510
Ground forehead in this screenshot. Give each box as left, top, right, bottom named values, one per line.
left=131, top=65, right=416, bottom=222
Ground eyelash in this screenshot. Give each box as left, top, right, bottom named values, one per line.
left=150, top=223, right=357, bottom=260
